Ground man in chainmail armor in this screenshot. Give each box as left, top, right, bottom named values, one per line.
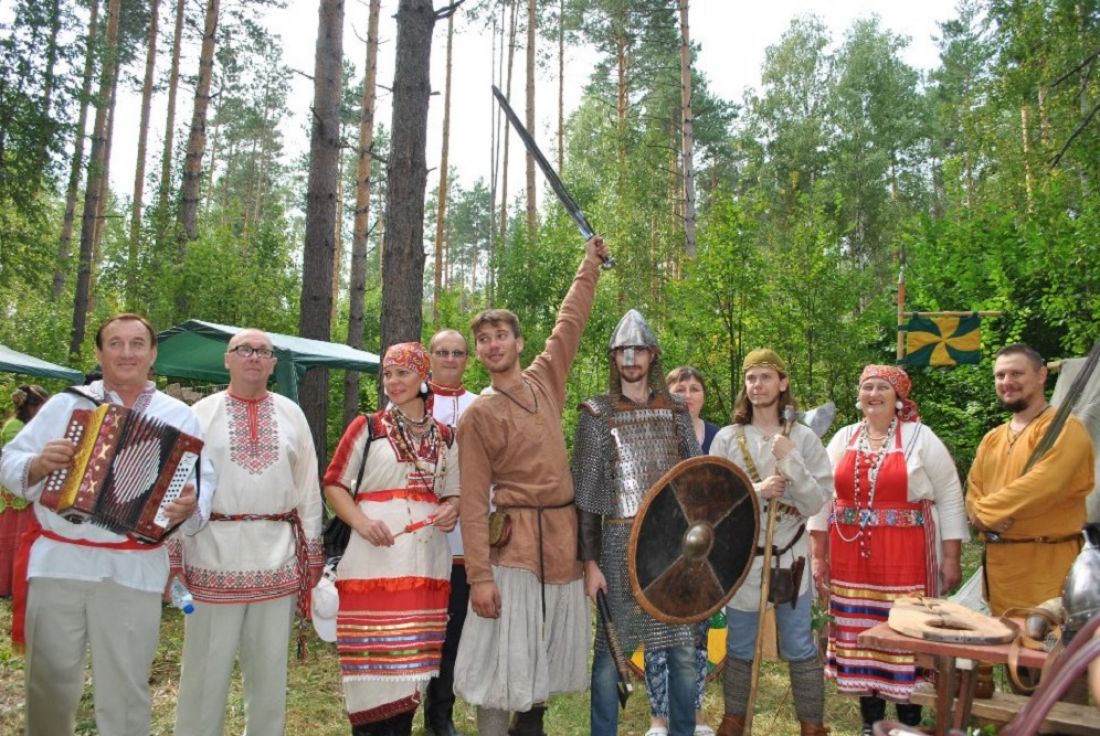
left=573, top=309, right=701, bottom=736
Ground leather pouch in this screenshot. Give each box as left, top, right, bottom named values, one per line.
left=488, top=510, right=512, bottom=548
left=769, top=555, right=806, bottom=608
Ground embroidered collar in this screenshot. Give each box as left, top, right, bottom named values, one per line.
left=428, top=381, right=466, bottom=397
left=227, top=390, right=270, bottom=404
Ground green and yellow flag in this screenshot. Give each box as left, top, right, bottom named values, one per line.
left=901, top=313, right=981, bottom=367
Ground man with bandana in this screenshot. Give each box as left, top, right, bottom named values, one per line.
left=710, top=349, right=832, bottom=736
left=572, top=309, right=701, bottom=736
left=174, top=328, right=323, bottom=736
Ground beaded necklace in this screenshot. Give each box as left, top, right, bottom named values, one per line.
left=833, top=417, right=897, bottom=559
left=390, top=408, right=446, bottom=481
left=388, top=408, right=448, bottom=539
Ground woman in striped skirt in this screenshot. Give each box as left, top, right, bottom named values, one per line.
left=808, top=365, right=966, bottom=735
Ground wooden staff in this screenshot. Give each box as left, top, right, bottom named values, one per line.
left=744, top=407, right=796, bottom=735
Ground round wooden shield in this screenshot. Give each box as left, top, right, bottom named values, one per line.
left=627, top=456, right=759, bottom=625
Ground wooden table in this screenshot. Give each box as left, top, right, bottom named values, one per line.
left=858, top=620, right=1047, bottom=735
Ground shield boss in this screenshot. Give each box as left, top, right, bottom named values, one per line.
left=627, top=456, right=759, bottom=624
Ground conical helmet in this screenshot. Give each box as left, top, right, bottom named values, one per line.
left=1062, top=523, right=1100, bottom=642
left=609, top=309, right=658, bottom=353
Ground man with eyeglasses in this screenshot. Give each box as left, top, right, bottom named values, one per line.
left=423, top=329, right=477, bottom=736
left=174, top=328, right=324, bottom=736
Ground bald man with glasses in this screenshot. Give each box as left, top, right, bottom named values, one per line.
left=424, top=328, right=478, bottom=736
left=174, top=328, right=324, bottom=736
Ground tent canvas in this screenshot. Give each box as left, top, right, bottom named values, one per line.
left=0, top=344, right=84, bottom=384
left=154, top=320, right=379, bottom=402
left=1052, top=356, right=1100, bottom=523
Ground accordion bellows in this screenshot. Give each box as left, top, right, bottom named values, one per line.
left=40, top=403, right=203, bottom=543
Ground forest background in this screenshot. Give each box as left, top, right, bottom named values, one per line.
left=0, top=0, right=1098, bottom=476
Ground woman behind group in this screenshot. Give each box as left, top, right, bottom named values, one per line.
left=0, top=384, right=48, bottom=596
left=642, top=367, right=719, bottom=736
left=808, top=365, right=966, bottom=735
left=322, top=343, right=460, bottom=736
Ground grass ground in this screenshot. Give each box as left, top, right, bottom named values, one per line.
left=0, top=544, right=984, bottom=734
left=0, top=596, right=873, bottom=736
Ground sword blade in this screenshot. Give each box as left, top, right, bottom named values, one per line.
left=491, top=85, right=615, bottom=268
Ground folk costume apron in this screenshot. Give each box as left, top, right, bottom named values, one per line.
left=825, top=423, right=932, bottom=701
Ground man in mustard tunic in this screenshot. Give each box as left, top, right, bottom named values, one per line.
left=967, top=343, right=1095, bottom=616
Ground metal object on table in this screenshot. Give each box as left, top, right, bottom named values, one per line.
left=627, top=456, right=759, bottom=624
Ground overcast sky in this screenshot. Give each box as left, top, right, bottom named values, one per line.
left=106, top=0, right=961, bottom=200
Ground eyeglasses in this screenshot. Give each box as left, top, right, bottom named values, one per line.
left=432, top=349, right=467, bottom=359
left=229, top=345, right=275, bottom=359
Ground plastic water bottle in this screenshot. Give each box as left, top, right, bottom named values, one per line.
left=170, top=578, right=195, bottom=614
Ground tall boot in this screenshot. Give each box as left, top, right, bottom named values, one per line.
left=718, top=657, right=752, bottom=732
left=715, top=714, right=745, bottom=736
left=895, top=703, right=922, bottom=728
left=859, top=696, right=886, bottom=736
left=425, top=677, right=458, bottom=736
left=789, top=657, right=826, bottom=733
left=477, top=707, right=510, bottom=736
left=508, top=703, right=546, bottom=736
left=799, top=722, right=829, bottom=736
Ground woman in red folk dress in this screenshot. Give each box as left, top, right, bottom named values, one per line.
left=0, top=384, right=48, bottom=596
left=809, top=365, right=967, bottom=735
left=323, top=343, right=460, bottom=736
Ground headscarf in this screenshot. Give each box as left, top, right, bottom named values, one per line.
left=859, top=364, right=920, bottom=422
left=382, top=342, right=430, bottom=380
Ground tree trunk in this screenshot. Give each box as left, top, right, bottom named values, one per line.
left=1021, top=102, right=1035, bottom=213
left=36, top=0, right=62, bottom=174
left=178, top=0, right=220, bottom=248
left=299, top=0, right=345, bottom=468
left=70, top=0, right=122, bottom=357
left=678, top=0, right=696, bottom=257
left=332, top=164, right=344, bottom=324
left=157, top=0, right=186, bottom=225
left=557, top=0, right=564, bottom=173
left=498, top=0, right=518, bottom=246
left=380, top=0, right=436, bottom=358
left=524, top=0, right=537, bottom=242
left=53, top=0, right=99, bottom=300
left=129, top=0, right=161, bottom=305
left=432, top=12, right=454, bottom=324
left=342, top=0, right=382, bottom=429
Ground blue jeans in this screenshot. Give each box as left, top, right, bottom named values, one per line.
left=591, top=644, right=696, bottom=736
left=726, top=591, right=817, bottom=662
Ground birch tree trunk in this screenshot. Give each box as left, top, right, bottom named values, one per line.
left=299, top=0, right=345, bottom=466
left=70, top=0, right=122, bottom=356
left=53, top=0, right=99, bottom=300
left=342, top=0, right=381, bottom=428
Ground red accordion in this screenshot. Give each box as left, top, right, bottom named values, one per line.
left=40, top=403, right=204, bottom=543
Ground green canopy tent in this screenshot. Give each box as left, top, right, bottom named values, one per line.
left=0, top=344, right=84, bottom=384
left=154, top=320, right=380, bottom=402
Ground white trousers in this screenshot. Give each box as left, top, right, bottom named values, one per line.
left=24, top=576, right=161, bottom=736
left=174, top=594, right=296, bottom=736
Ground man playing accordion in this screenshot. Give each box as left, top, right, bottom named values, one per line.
left=0, top=313, right=215, bottom=736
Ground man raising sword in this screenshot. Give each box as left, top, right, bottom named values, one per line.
left=710, top=349, right=833, bottom=736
